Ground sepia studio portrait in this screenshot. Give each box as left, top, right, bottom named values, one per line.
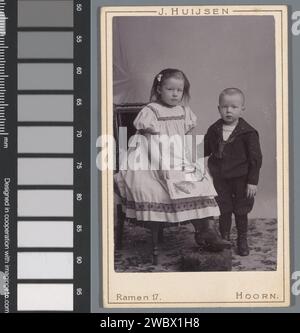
left=100, top=6, right=289, bottom=307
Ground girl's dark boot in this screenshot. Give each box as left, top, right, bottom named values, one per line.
left=192, top=218, right=231, bottom=252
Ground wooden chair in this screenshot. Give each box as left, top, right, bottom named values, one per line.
left=114, top=103, right=164, bottom=264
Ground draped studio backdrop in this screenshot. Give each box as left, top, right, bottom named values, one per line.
left=113, top=16, right=276, bottom=218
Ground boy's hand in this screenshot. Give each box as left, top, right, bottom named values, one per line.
left=247, top=184, right=257, bottom=198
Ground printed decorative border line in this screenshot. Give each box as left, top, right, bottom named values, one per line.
left=102, top=6, right=288, bottom=306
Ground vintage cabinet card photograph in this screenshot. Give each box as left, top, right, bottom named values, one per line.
left=100, top=5, right=289, bottom=308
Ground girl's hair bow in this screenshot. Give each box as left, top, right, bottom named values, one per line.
left=157, top=74, right=163, bottom=82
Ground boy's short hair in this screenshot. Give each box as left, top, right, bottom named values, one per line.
left=219, top=88, right=245, bottom=105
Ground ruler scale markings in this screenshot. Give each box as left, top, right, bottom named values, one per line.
left=0, top=0, right=18, bottom=313
left=15, top=0, right=77, bottom=313
left=73, top=0, right=90, bottom=312
left=0, top=0, right=90, bottom=314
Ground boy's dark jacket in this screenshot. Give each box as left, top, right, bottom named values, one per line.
left=204, top=118, right=262, bottom=185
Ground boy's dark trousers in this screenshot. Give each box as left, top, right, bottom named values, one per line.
left=213, top=175, right=254, bottom=256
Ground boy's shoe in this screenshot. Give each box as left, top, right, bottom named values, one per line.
left=235, top=215, right=250, bottom=256
left=237, top=234, right=249, bottom=256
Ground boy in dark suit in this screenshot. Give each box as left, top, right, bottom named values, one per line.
left=205, top=88, right=262, bottom=256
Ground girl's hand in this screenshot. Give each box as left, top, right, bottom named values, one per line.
left=247, top=184, right=257, bottom=198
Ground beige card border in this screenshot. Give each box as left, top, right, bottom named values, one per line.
left=100, top=5, right=290, bottom=308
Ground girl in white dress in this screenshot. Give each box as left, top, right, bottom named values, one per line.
left=115, top=69, right=230, bottom=253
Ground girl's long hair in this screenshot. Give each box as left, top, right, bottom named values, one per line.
left=149, top=68, right=191, bottom=104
